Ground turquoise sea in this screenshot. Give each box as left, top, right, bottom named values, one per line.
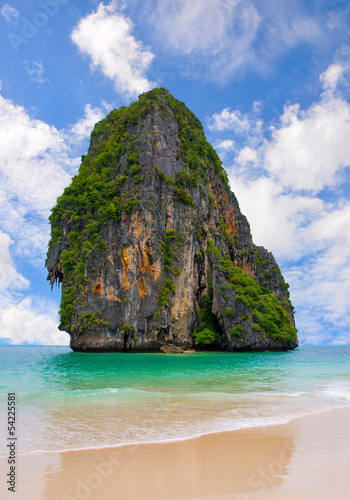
left=1, top=345, right=350, bottom=455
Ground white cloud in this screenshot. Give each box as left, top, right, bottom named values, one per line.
left=216, top=139, right=236, bottom=152
left=0, top=231, right=28, bottom=290
left=236, top=146, right=258, bottom=166
left=263, top=97, right=350, bottom=192
left=69, top=104, right=105, bottom=142
left=267, top=14, right=322, bottom=49
left=209, top=108, right=251, bottom=133
left=320, top=63, right=344, bottom=92
left=252, top=100, right=262, bottom=113
left=151, top=0, right=259, bottom=55
left=1, top=4, right=19, bottom=24
left=229, top=174, right=324, bottom=258
left=149, top=0, right=260, bottom=81
left=0, top=295, right=69, bottom=345
left=24, top=61, right=49, bottom=84
left=307, top=202, right=350, bottom=244
left=71, top=2, right=155, bottom=98
left=0, top=94, right=71, bottom=219
left=286, top=210, right=350, bottom=346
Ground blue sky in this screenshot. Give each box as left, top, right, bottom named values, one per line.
left=0, top=0, right=350, bottom=346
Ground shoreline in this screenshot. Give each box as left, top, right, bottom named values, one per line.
left=1, top=407, right=350, bottom=499
left=3, top=403, right=349, bottom=458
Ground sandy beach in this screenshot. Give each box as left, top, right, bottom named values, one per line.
left=1, top=407, right=349, bottom=500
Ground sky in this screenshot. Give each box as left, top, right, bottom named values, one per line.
left=0, top=0, right=350, bottom=346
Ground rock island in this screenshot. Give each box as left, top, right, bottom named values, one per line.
left=46, top=88, right=298, bottom=352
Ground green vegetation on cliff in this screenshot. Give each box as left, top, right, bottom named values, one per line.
left=193, top=294, right=219, bottom=346
left=207, top=238, right=297, bottom=344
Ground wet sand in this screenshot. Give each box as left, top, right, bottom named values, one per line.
left=1, top=407, right=350, bottom=500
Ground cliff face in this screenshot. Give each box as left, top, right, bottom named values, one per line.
left=46, top=88, right=298, bottom=352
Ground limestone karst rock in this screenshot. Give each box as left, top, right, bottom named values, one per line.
left=46, top=88, right=298, bottom=352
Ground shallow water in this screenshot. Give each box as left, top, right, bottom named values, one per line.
left=0, top=345, right=349, bottom=454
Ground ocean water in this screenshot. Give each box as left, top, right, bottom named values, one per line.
left=0, top=345, right=349, bottom=455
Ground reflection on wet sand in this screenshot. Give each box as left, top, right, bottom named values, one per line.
left=41, top=423, right=295, bottom=500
